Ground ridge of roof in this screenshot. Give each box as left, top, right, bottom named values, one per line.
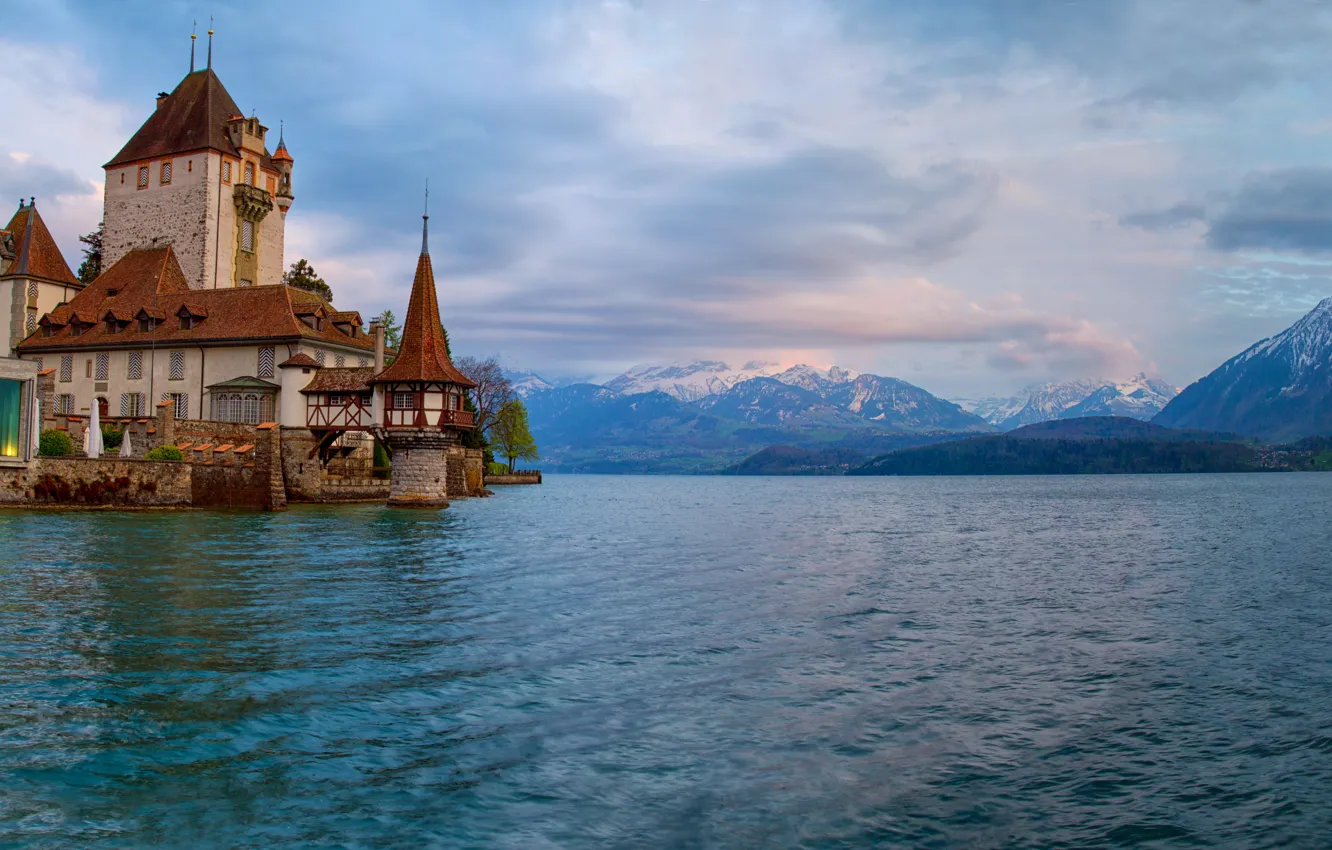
left=1, top=203, right=80, bottom=286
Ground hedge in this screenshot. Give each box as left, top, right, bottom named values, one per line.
left=144, top=446, right=184, bottom=462
left=38, top=429, right=74, bottom=457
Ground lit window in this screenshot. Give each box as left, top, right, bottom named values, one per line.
left=169, top=351, right=185, bottom=381
left=258, top=347, right=275, bottom=378
left=161, top=162, right=172, bottom=184
left=138, top=166, right=149, bottom=188
left=94, top=353, right=109, bottom=380
left=60, top=356, right=72, bottom=382
left=241, top=220, right=254, bottom=252
left=128, top=351, right=143, bottom=381
left=393, top=391, right=415, bottom=409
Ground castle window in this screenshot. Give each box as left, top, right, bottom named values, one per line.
left=239, top=278, right=252, bottom=287
left=121, top=173, right=125, bottom=185
left=161, top=162, right=172, bottom=184
left=128, top=351, right=143, bottom=381
left=169, top=392, right=189, bottom=419
left=257, top=347, right=275, bottom=378
left=334, top=354, right=345, bottom=367
left=26, top=313, right=35, bottom=333
left=60, top=356, right=72, bottom=383
left=42, top=322, right=58, bottom=338
left=107, top=318, right=125, bottom=334
left=169, top=351, right=185, bottom=381
left=95, top=353, right=108, bottom=380
left=260, top=395, right=274, bottom=422
left=188, top=160, right=193, bottom=173
left=314, top=350, right=326, bottom=366
left=138, top=315, right=156, bottom=333
left=266, top=176, right=276, bottom=194
left=138, top=166, right=149, bottom=188
left=57, top=394, right=74, bottom=414
left=241, top=220, right=254, bottom=253
left=120, top=393, right=145, bottom=417
left=180, top=313, right=202, bottom=330
left=86, top=360, right=92, bottom=378
left=243, top=394, right=259, bottom=424
left=27, top=282, right=37, bottom=298
left=222, top=161, right=232, bottom=184
left=244, top=161, right=254, bottom=185
left=392, top=391, right=415, bottom=409
left=359, top=358, right=369, bottom=367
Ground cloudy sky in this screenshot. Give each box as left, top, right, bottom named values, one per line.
left=4, top=0, right=1332, bottom=396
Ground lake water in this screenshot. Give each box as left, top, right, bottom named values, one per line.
left=2, top=475, right=1331, bottom=848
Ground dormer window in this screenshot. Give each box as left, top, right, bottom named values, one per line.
left=138, top=315, right=156, bottom=332
left=70, top=321, right=88, bottom=337
left=107, top=288, right=120, bottom=297
left=106, top=319, right=128, bottom=335
left=177, top=306, right=206, bottom=330
left=42, top=323, right=58, bottom=338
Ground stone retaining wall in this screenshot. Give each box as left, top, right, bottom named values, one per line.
left=0, top=457, right=192, bottom=508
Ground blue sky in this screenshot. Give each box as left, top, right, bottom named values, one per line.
left=5, top=0, right=1332, bottom=396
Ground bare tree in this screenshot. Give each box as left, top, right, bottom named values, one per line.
left=456, top=355, right=514, bottom=436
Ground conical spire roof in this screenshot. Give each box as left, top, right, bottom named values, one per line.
left=2, top=201, right=80, bottom=286
left=372, top=216, right=475, bottom=387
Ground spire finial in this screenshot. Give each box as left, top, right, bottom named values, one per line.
left=207, top=17, right=214, bottom=70
left=421, top=180, right=430, bottom=255
left=190, top=20, right=197, bottom=72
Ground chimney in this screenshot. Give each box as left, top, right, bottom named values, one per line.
left=157, top=91, right=171, bottom=109
left=370, top=320, right=385, bottom=373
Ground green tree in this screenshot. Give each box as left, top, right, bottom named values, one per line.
left=373, top=310, right=403, bottom=352
left=77, top=221, right=103, bottom=284
left=492, top=398, right=538, bottom=473
left=283, top=258, right=334, bottom=303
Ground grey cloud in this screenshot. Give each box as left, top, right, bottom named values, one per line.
left=0, top=155, right=92, bottom=208
left=1119, top=202, right=1206, bottom=232
left=1207, top=168, right=1332, bottom=253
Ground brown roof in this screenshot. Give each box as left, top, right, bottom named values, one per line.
left=1, top=202, right=80, bottom=286
left=104, top=69, right=277, bottom=171
left=279, top=353, right=322, bottom=368
left=300, top=367, right=374, bottom=394
left=371, top=219, right=474, bottom=387
left=16, top=247, right=379, bottom=354
left=329, top=310, right=362, bottom=325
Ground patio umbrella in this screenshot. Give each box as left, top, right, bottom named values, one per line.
left=87, top=403, right=102, bottom=458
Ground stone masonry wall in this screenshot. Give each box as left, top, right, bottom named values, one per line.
left=103, top=154, right=212, bottom=289
left=0, top=457, right=192, bottom=507
left=386, top=431, right=457, bottom=507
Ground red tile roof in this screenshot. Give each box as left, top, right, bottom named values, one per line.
left=16, top=247, right=378, bottom=354
left=104, top=69, right=277, bottom=172
left=279, top=353, right=321, bottom=368
left=371, top=219, right=474, bottom=387
left=299, top=367, right=374, bottom=394
left=1, top=202, right=80, bottom=286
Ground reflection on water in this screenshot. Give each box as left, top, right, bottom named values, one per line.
left=2, top=475, right=1331, bottom=847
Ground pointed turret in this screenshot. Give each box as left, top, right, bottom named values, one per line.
left=371, top=215, right=473, bottom=387
left=1, top=200, right=80, bottom=286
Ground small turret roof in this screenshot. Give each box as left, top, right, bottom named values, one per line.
left=1, top=201, right=80, bottom=286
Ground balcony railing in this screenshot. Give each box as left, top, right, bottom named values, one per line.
left=382, top=407, right=475, bottom=429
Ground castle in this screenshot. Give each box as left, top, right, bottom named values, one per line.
left=0, top=39, right=480, bottom=506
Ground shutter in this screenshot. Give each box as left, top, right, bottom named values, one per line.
left=258, top=347, right=275, bottom=378
left=60, top=356, right=72, bottom=382
left=169, top=351, right=184, bottom=381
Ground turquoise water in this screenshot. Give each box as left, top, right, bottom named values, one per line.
left=2, top=475, right=1332, bottom=847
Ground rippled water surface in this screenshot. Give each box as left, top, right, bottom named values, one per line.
left=3, top=475, right=1332, bottom=848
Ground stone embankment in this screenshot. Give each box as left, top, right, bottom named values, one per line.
left=486, top=471, right=542, bottom=485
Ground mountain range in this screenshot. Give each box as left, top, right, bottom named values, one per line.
left=956, top=374, right=1179, bottom=430
left=1154, top=297, right=1332, bottom=440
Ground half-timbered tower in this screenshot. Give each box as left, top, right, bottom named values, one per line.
left=370, top=214, right=475, bottom=507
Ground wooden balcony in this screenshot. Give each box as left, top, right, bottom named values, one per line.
left=381, top=406, right=474, bottom=429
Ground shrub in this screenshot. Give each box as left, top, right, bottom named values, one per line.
left=144, top=446, right=184, bottom=462
left=38, top=429, right=74, bottom=457
left=100, top=424, right=123, bottom=450
left=486, top=461, right=509, bottom=476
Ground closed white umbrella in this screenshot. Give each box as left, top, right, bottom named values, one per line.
left=30, top=396, right=40, bottom=457
left=87, top=402, right=102, bottom=458
left=371, top=386, right=384, bottom=426
left=81, top=422, right=89, bottom=455
left=119, top=427, right=132, bottom=458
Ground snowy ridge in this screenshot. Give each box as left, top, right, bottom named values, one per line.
left=958, top=375, right=1178, bottom=430
left=605, top=361, right=783, bottom=402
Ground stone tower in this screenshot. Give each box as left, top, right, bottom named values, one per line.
left=0, top=199, right=83, bottom=356
left=101, top=59, right=294, bottom=290
left=370, top=213, right=477, bottom=507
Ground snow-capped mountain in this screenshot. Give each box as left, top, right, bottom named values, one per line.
left=959, top=375, right=1177, bottom=431
left=769, top=364, right=860, bottom=393
left=1062, top=374, right=1179, bottom=420
left=1155, top=298, right=1332, bottom=440
left=605, top=361, right=782, bottom=402
left=697, top=378, right=868, bottom=429
left=823, top=374, right=989, bottom=431
left=507, top=370, right=555, bottom=397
